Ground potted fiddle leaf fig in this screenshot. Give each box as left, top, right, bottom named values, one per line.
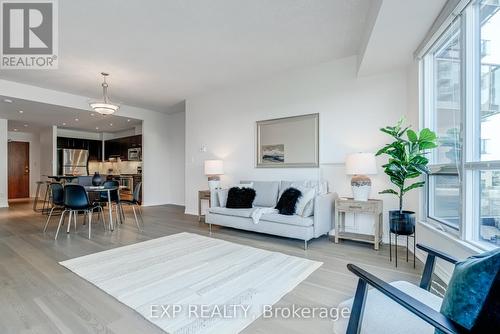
left=376, top=118, right=438, bottom=235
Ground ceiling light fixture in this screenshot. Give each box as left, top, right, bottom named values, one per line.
left=75, top=118, right=79, bottom=122
left=13, top=128, right=18, bottom=131
left=24, top=124, right=28, bottom=127
left=62, top=122, right=66, bottom=126
left=18, top=110, right=24, bottom=114
left=3, top=98, right=13, bottom=103
left=89, top=72, right=119, bottom=115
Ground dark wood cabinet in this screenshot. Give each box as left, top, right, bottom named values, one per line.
left=104, top=135, right=142, bottom=161
left=57, top=137, right=102, bottom=161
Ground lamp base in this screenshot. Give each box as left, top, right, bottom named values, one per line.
left=208, top=176, right=221, bottom=191
left=351, top=175, right=371, bottom=201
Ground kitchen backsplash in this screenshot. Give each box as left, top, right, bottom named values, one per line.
left=88, top=161, right=142, bottom=175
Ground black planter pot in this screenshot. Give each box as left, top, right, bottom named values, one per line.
left=389, top=210, right=415, bottom=235
left=92, top=172, right=103, bottom=186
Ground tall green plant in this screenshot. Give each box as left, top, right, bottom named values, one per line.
left=376, top=118, right=438, bottom=213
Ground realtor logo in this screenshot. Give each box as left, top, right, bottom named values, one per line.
left=1, top=0, right=58, bottom=69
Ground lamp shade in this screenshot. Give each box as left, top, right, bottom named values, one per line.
left=345, top=153, right=377, bottom=175
left=204, top=160, right=224, bottom=175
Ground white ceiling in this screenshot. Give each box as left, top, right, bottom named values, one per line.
left=357, top=0, right=447, bottom=76
left=0, top=0, right=372, bottom=113
left=0, top=96, right=141, bottom=133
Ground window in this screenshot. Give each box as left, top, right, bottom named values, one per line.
left=425, top=21, right=462, bottom=230
left=422, top=0, right=500, bottom=248
left=479, top=0, right=500, bottom=162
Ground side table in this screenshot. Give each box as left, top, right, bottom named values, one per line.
left=334, top=198, right=383, bottom=250
left=198, top=190, right=211, bottom=222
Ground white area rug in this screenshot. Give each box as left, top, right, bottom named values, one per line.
left=60, top=232, right=322, bottom=334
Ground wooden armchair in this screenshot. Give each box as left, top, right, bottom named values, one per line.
left=334, top=244, right=498, bottom=334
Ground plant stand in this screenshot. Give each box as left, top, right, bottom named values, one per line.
left=389, top=230, right=415, bottom=268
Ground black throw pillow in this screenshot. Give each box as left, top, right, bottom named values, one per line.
left=226, top=187, right=256, bottom=209
left=275, top=187, right=302, bottom=215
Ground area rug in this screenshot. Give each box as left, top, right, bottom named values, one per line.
left=59, top=232, right=322, bottom=334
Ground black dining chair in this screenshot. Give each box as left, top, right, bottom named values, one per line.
left=96, top=180, right=124, bottom=224
left=55, top=184, right=105, bottom=240
left=120, top=182, right=143, bottom=231
left=43, top=182, right=64, bottom=232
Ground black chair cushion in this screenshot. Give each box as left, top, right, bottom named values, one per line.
left=226, top=187, right=256, bottom=209
left=275, top=187, right=302, bottom=215
left=50, top=183, right=64, bottom=206
left=64, top=184, right=91, bottom=210
left=99, top=180, right=120, bottom=202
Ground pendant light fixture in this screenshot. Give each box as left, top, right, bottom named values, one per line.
left=89, top=72, right=119, bottom=115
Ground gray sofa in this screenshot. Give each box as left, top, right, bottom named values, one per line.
left=206, top=180, right=337, bottom=249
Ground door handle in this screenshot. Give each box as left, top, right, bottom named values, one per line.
left=25, top=167, right=29, bottom=174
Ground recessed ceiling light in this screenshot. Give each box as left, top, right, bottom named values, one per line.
left=18, top=110, right=24, bottom=114
left=75, top=118, right=79, bottom=122
left=23, top=124, right=28, bottom=127
left=90, top=113, right=95, bottom=116
left=109, top=123, right=113, bottom=126
left=127, top=119, right=131, bottom=122
left=3, top=98, right=13, bottom=103
left=62, top=122, right=66, bottom=126
left=13, top=128, right=18, bottom=131
left=95, top=127, right=99, bottom=130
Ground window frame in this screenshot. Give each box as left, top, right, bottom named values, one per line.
left=421, top=1, right=500, bottom=250
left=422, top=18, right=464, bottom=235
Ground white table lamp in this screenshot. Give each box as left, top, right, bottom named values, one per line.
left=204, top=160, right=224, bottom=190
left=345, top=153, right=377, bottom=201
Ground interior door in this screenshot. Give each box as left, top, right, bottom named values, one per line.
left=8, top=141, right=30, bottom=199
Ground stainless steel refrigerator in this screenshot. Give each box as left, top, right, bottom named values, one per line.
left=58, top=149, right=89, bottom=176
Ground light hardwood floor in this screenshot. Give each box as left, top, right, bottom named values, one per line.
left=0, top=202, right=431, bottom=334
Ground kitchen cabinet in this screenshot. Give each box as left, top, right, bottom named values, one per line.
left=104, top=135, right=142, bottom=161
left=57, top=137, right=102, bottom=161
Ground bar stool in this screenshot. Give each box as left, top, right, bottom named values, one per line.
left=43, top=183, right=64, bottom=232
left=33, top=180, right=51, bottom=213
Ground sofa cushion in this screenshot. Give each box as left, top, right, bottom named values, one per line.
left=260, top=213, right=313, bottom=227
left=275, top=187, right=302, bottom=215
left=280, top=180, right=328, bottom=197
left=226, top=187, right=256, bottom=208
left=333, top=281, right=442, bottom=334
left=208, top=207, right=256, bottom=218
left=294, top=187, right=316, bottom=216
left=216, top=189, right=229, bottom=207
left=242, top=181, right=280, bottom=207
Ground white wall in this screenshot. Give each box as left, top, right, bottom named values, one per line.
left=185, top=56, right=411, bottom=240
left=7, top=131, right=41, bottom=197
left=0, top=79, right=181, bottom=207
left=39, top=126, right=57, bottom=178
left=0, top=119, right=8, bottom=207
left=167, top=110, right=186, bottom=205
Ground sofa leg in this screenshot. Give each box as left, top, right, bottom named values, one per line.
left=209, top=223, right=212, bottom=235
left=304, top=240, right=308, bottom=250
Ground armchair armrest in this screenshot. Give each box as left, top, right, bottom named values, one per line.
left=346, top=264, right=467, bottom=334
left=417, top=244, right=459, bottom=264
left=417, top=244, right=459, bottom=291
left=313, top=192, right=337, bottom=238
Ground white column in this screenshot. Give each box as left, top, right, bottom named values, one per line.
left=0, top=119, right=8, bottom=207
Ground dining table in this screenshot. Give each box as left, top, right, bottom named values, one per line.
left=47, top=175, right=79, bottom=183
left=84, top=185, right=123, bottom=231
